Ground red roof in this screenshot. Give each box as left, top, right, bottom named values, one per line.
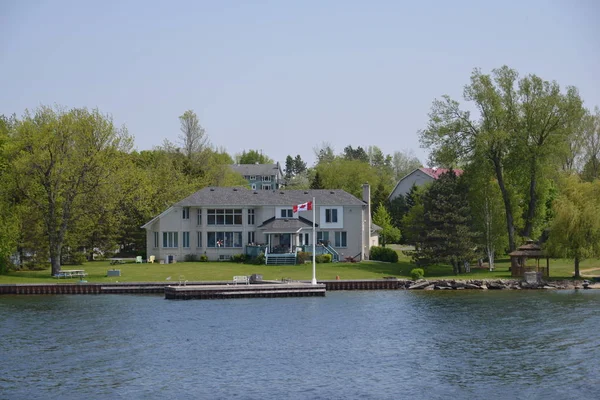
left=420, top=168, right=464, bottom=179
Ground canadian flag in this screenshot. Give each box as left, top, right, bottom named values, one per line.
left=293, top=201, right=313, bottom=213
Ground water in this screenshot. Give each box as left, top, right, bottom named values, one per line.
left=1, top=290, right=599, bottom=400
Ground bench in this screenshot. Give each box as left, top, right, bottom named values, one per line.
left=233, top=275, right=249, bottom=285
left=53, top=270, right=88, bottom=279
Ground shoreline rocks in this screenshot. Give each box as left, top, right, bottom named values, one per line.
left=405, top=279, right=586, bottom=290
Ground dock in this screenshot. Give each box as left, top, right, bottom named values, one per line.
left=164, top=282, right=326, bottom=300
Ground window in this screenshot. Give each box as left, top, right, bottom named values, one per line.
left=280, top=209, right=293, bottom=218
left=317, top=231, right=329, bottom=244
left=262, top=184, right=271, bottom=190
left=263, top=175, right=272, bottom=182
left=183, top=232, right=190, bottom=248
left=251, top=184, right=256, bottom=190
left=325, top=208, right=338, bottom=223
left=182, top=207, right=190, bottom=219
left=197, top=231, right=202, bottom=248
left=248, top=231, right=255, bottom=244
left=207, top=232, right=243, bottom=248
left=248, top=209, right=255, bottom=225
left=207, top=209, right=243, bottom=225
left=162, top=232, right=178, bottom=248
left=299, top=233, right=309, bottom=246
left=153, top=232, right=159, bottom=248
left=249, top=175, right=256, bottom=181
left=197, top=209, right=202, bottom=226
left=334, top=231, right=347, bottom=247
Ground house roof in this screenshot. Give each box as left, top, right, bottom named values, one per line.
left=174, top=187, right=366, bottom=207
left=257, top=216, right=317, bottom=233
left=230, top=163, right=282, bottom=177
left=508, top=241, right=546, bottom=258
left=388, top=167, right=464, bottom=201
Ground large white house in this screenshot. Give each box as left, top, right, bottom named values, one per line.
left=141, top=184, right=378, bottom=264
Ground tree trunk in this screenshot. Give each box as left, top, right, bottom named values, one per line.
left=492, top=157, right=516, bottom=251
left=574, top=256, right=581, bottom=279
left=487, top=250, right=495, bottom=271
left=522, top=162, right=537, bottom=239
left=50, top=243, right=61, bottom=276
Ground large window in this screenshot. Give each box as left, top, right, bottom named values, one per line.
left=197, top=209, right=202, bottom=226
left=262, top=184, right=271, bottom=190
left=153, top=232, right=159, bottom=248
left=248, top=209, right=255, bottom=225
left=248, top=231, right=255, bottom=244
left=182, top=232, right=190, bottom=248
left=207, top=232, right=243, bottom=248
left=163, top=232, right=178, bottom=248
left=207, top=209, right=243, bottom=225
left=325, top=208, right=338, bottom=223
left=334, top=231, right=347, bottom=247
left=299, top=233, right=310, bottom=246
left=280, top=208, right=293, bottom=218
left=197, top=231, right=202, bottom=248
left=182, top=207, right=190, bottom=219
left=263, top=175, right=272, bottom=182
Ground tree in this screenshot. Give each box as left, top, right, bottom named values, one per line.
left=343, top=145, right=369, bottom=163
left=284, top=155, right=295, bottom=180
left=178, top=110, right=208, bottom=159
left=310, top=171, right=324, bottom=189
left=545, top=175, right=600, bottom=278
left=313, top=158, right=379, bottom=198
left=8, top=106, right=132, bottom=276
left=372, top=204, right=401, bottom=247
left=371, top=179, right=389, bottom=217
left=293, top=154, right=307, bottom=174
left=313, top=142, right=335, bottom=164
left=391, top=150, right=421, bottom=181
left=581, top=107, right=600, bottom=181
left=236, top=149, right=273, bottom=164
left=413, top=171, right=478, bottom=274
left=420, top=66, right=585, bottom=251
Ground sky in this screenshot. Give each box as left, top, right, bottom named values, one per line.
left=1, top=0, right=599, bottom=167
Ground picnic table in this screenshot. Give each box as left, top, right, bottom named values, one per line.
left=54, top=269, right=88, bottom=279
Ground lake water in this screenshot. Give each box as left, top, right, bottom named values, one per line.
left=1, top=290, right=599, bottom=400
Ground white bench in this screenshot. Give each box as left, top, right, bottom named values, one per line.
left=233, top=275, right=249, bottom=285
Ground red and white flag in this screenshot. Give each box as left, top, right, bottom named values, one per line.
left=293, top=201, right=312, bottom=213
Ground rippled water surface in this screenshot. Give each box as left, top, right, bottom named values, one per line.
left=1, top=290, right=599, bottom=399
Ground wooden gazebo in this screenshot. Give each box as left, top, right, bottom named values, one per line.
left=508, top=240, right=550, bottom=278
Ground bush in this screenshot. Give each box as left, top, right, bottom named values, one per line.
left=370, top=246, right=398, bottom=263
left=62, top=252, right=87, bottom=265
left=410, top=268, right=425, bottom=281
left=253, top=252, right=265, bottom=265
left=231, top=253, right=246, bottom=263
left=315, top=254, right=332, bottom=263
left=199, top=254, right=209, bottom=262
left=184, top=254, right=199, bottom=262
left=296, top=251, right=310, bottom=264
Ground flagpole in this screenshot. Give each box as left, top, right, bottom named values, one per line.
left=312, top=196, right=317, bottom=285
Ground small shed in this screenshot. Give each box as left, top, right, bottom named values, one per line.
left=508, top=241, right=549, bottom=278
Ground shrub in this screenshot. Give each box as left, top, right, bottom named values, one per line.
left=410, top=268, right=425, bottom=281
left=231, top=253, right=246, bottom=263
left=315, top=254, right=332, bottom=263
left=370, top=246, right=398, bottom=263
left=199, top=254, right=209, bottom=262
left=253, top=252, right=265, bottom=265
left=184, top=254, right=199, bottom=262
left=296, top=251, right=310, bottom=264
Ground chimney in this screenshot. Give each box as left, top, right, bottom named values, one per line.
left=362, top=183, right=372, bottom=260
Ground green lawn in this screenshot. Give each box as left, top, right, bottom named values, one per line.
left=1, top=249, right=597, bottom=284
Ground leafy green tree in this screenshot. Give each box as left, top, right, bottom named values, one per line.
left=310, top=171, right=324, bottom=189
left=545, top=175, right=600, bottom=279
left=391, top=150, right=422, bottom=181
left=314, top=158, right=379, bottom=198
left=178, top=110, right=208, bottom=159
left=237, top=149, right=273, bottom=164
left=313, top=142, right=335, bottom=164
left=420, top=66, right=585, bottom=250
left=413, top=171, right=478, bottom=274
left=343, top=145, right=369, bottom=163
left=371, top=179, right=389, bottom=217
left=581, top=107, right=600, bottom=182
left=8, top=106, right=132, bottom=275
left=372, top=204, right=401, bottom=247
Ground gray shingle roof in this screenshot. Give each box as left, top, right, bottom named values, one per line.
left=257, top=217, right=315, bottom=233
left=230, top=164, right=281, bottom=176
left=174, top=187, right=366, bottom=207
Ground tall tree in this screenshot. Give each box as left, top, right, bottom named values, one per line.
left=236, top=149, right=273, bottom=164
left=178, top=110, right=208, bottom=159
left=581, top=107, right=600, bottom=181
left=313, top=142, right=335, bottom=164
left=420, top=66, right=585, bottom=250
left=413, top=171, right=478, bottom=274
left=284, top=155, right=295, bottom=179
left=293, top=154, right=307, bottom=174
left=545, top=175, right=600, bottom=278
left=8, top=106, right=132, bottom=276
left=343, top=145, right=369, bottom=163
left=310, top=171, right=324, bottom=189
left=391, top=150, right=422, bottom=181
left=372, top=204, right=401, bottom=247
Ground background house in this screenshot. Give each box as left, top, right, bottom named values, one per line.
left=230, top=163, right=284, bottom=190
left=141, top=184, right=376, bottom=264
left=388, top=167, right=464, bottom=201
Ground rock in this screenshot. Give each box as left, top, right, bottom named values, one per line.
left=465, top=283, right=483, bottom=290
left=434, top=286, right=452, bottom=290
left=408, top=281, right=432, bottom=290
left=487, top=282, right=506, bottom=290
left=543, top=286, right=557, bottom=289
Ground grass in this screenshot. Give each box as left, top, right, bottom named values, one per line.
left=1, top=248, right=598, bottom=284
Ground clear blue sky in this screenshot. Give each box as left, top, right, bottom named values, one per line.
left=2, top=0, right=599, bottom=166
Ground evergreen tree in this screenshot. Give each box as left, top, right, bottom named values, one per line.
left=371, top=179, right=389, bottom=218
left=310, top=171, right=324, bottom=189
left=414, top=170, right=478, bottom=274
left=293, top=154, right=307, bottom=174
left=284, top=155, right=294, bottom=180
